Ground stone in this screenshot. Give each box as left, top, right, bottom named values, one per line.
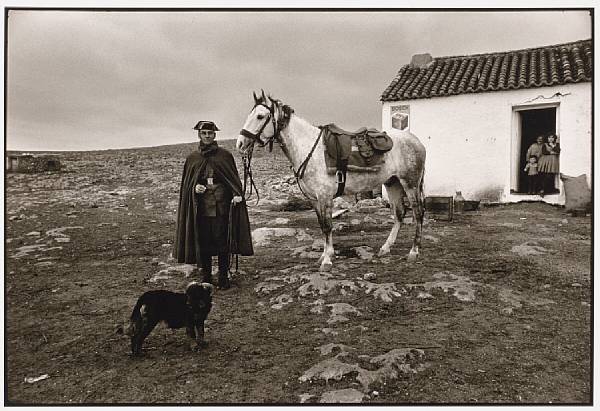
left=362, top=215, right=377, bottom=224
left=320, top=388, right=364, bottom=403
left=363, top=272, right=376, bottom=280
left=252, top=227, right=298, bottom=247
left=354, top=246, right=374, bottom=261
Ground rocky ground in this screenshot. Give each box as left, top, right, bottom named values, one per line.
left=5, top=140, right=591, bottom=404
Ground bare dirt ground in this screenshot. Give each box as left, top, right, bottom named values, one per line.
left=5, top=140, right=591, bottom=404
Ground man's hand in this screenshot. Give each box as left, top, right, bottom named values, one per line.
left=195, top=184, right=207, bottom=194
left=232, top=196, right=243, bottom=204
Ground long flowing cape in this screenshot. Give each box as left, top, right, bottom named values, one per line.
left=173, top=147, right=254, bottom=264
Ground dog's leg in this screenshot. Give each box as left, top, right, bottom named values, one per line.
left=195, top=321, right=208, bottom=348
left=186, top=326, right=198, bottom=351
left=131, top=306, right=158, bottom=356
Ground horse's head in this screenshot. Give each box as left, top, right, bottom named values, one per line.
left=236, top=90, right=284, bottom=154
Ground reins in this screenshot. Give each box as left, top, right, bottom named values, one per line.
left=226, top=150, right=256, bottom=276
left=290, top=128, right=323, bottom=202
left=242, top=151, right=260, bottom=205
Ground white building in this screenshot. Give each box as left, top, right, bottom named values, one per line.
left=380, top=39, right=592, bottom=204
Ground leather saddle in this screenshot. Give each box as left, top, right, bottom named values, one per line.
left=320, top=123, right=393, bottom=197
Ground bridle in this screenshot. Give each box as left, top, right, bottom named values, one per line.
left=238, top=96, right=320, bottom=202
left=239, top=101, right=286, bottom=152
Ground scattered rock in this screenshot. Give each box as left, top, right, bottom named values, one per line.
left=358, top=280, right=403, bottom=302
left=270, top=294, right=293, bottom=310
left=353, top=246, right=374, bottom=261
left=417, top=291, right=433, bottom=299
left=320, top=388, right=364, bottom=403
left=332, top=222, right=348, bottom=232
left=252, top=227, right=300, bottom=247
left=317, top=343, right=354, bottom=356
left=355, top=197, right=387, bottom=210
left=363, top=272, right=376, bottom=281
left=511, top=242, right=548, bottom=257
left=46, top=226, right=84, bottom=238
left=254, top=281, right=286, bottom=294
left=24, top=374, right=50, bottom=384
left=297, top=272, right=358, bottom=297
left=291, top=245, right=322, bottom=259
left=299, top=348, right=428, bottom=391
left=362, top=215, right=377, bottom=224
left=149, top=263, right=197, bottom=282
left=407, top=272, right=478, bottom=302
left=299, top=393, right=314, bottom=403
left=332, top=209, right=350, bottom=219
left=333, top=197, right=354, bottom=210
left=326, top=303, right=361, bottom=323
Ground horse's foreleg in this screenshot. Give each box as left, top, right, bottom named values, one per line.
left=379, top=180, right=406, bottom=257
left=401, top=178, right=425, bottom=261
left=313, top=199, right=334, bottom=271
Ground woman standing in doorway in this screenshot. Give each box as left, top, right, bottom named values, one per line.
left=537, top=133, right=561, bottom=196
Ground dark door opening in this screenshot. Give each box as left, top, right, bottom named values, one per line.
left=517, top=107, right=556, bottom=193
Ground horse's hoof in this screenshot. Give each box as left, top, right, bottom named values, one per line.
left=407, top=250, right=419, bottom=262
left=378, top=247, right=390, bottom=257
left=319, top=262, right=333, bottom=272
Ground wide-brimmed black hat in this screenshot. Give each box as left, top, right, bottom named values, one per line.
left=193, top=121, right=220, bottom=131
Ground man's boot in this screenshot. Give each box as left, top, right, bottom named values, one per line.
left=217, top=253, right=231, bottom=289
left=217, top=272, right=230, bottom=289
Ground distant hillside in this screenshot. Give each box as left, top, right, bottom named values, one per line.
left=5, top=138, right=239, bottom=156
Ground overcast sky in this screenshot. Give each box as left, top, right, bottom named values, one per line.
left=6, top=9, right=592, bottom=151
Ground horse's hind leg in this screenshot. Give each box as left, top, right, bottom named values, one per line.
left=378, top=179, right=406, bottom=257
left=312, top=199, right=334, bottom=272
left=400, top=177, right=425, bottom=261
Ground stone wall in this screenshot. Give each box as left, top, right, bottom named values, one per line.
left=6, top=155, right=61, bottom=173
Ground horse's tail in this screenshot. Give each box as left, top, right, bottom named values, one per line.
left=419, top=166, right=426, bottom=204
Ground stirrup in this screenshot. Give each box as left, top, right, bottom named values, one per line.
left=335, top=170, right=345, bottom=184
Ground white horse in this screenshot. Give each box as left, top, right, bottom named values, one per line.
left=236, top=91, right=426, bottom=272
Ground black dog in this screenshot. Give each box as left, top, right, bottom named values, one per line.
left=117, top=282, right=213, bottom=356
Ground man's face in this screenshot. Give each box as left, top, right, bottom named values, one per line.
left=198, top=130, right=216, bottom=145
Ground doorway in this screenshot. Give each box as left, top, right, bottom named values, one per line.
left=516, top=107, right=557, bottom=193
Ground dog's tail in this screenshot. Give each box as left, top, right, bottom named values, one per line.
left=115, top=299, right=146, bottom=336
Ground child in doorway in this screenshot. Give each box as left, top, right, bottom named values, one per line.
left=524, top=155, right=540, bottom=195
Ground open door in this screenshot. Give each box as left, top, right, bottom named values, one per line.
left=515, top=107, right=557, bottom=193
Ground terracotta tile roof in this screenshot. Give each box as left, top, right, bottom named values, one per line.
left=381, top=39, right=592, bottom=101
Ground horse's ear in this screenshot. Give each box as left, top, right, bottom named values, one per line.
left=253, top=91, right=259, bottom=104
left=261, top=89, right=266, bottom=102
left=283, top=104, right=294, bottom=116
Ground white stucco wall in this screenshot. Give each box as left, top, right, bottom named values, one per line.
left=381, top=83, right=591, bottom=203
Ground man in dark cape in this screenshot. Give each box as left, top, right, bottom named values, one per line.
left=173, top=121, right=253, bottom=289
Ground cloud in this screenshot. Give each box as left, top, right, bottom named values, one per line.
left=6, top=10, right=591, bottom=151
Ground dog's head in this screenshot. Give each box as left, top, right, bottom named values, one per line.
left=185, top=281, right=213, bottom=322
